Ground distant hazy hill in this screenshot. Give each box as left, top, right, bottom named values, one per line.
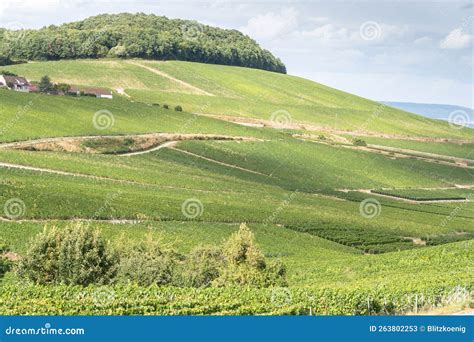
left=383, top=102, right=474, bottom=128
left=0, top=13, right=286, bottom=73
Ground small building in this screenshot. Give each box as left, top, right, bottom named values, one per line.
left=68, top=86, right=113, bottom=99
left=0, top=75, right=31, bottom=92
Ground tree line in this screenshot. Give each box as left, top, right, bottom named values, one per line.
left=0, top=13, right=286, bottom=73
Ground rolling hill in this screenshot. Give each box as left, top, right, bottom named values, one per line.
left=4, top=59, right=474, bottom=139
left=0, top=17, right=473, bottom=314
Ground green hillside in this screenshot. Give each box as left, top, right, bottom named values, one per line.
left=5, top=59, right=473, bottom=139
left=0, top=57, right=473, bottom=315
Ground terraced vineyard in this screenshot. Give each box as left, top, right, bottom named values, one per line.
left=0, top=58, right=473, bottom=315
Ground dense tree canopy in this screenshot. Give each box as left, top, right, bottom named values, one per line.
left=0, top=13, right=286, bottom=73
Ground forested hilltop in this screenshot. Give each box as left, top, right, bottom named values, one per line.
left=0, top=13, right=286, bottom=73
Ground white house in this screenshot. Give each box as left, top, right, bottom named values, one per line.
left=0, top=75, right=31, bottom=92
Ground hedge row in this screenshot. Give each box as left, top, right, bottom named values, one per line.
left=0, top=283, right=471, bottom=315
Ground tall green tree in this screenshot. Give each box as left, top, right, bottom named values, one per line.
left=38, top=75, right=54, bottom=93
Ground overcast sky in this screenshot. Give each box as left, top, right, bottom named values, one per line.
left=1, top=0, right=472, bottom=107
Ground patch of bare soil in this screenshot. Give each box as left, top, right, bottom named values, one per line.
left=2, top=251, right=20, bottom=261
left=4, top=133, right=262, bottom=155
left=194, top=113, right=474, bottom=144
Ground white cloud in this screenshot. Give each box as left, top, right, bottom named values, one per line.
left=308, top=17, right=330, bottom=24
left=302, top=24, right=349, bottom=41
left=413, top=36, right=433, bottom=46
left=439, top=28, right=473, bottom=49
left=240, top=7, right=298, bottom=40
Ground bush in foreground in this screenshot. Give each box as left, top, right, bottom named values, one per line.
left=214, top=223, right=287, bottom=287
left=176, top=245, right=225, bottom=287
left=0, top=238, right=11, bottom=278
left=18, top=224, right=118, bottom=285
left=118, top=235, right=179, bottom=286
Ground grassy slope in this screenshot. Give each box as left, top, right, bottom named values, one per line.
left=5, top=59, right=474, bottom=139
left=0, top=148, right=472, bottom=240
left=173, top=140, right=474, bottom=190
left=0, top=89, right=269, bottom=143
left=0, top=59, right=472, bottom=308
left=363, top=137, right=474, bottom=160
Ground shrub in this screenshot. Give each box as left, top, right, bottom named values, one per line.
left=176, top=245, right=225, bottom=287
left=55, top=83, right=71, bottom=93
left=118, top=235, right=180, bottom=286
left=214, top=223, right=287, bottom=287
left=163, top=104, right=169, bottom=109
left=0, top=70, right=17, bottom=76
left=0, top=56, right=14, bottom=66
left=174, top=105, right=183, bottom=112
left=38, top=75, right=54, bottom=93
left=152, top=103, right=160, bottom=107
left=352, top=138, right=367, bottom=146
left=0, top=238, right=11, bottom=278
left=18, top=224, right=118, bottom=285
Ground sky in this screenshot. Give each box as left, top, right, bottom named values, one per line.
left=0, top=0, right=473, bottom=108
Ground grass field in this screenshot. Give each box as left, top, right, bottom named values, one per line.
left=0, top=59, right=473, bottom=315
left=5, top=59, right=474, bottom=139
left=363, top=137, right=474, bottom=160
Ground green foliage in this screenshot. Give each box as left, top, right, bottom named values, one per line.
left=17, top=224, right=118, bottom=285
left=0, top=69, right=17, bottom=76
left=0, top=56, right=14, bottom=66
left=55, top=83, right=71, bottom=93
left=174, top=105, right=183, bottom=112
left=0, top=283, right=470, bottom=315
left=371, top=189, right=467, bottom=201
left=215, top=224, right=287, bottom=287
left=177, top=245, right=225, bottom=288
left=0, top=238, right=11, bottom=279
left=163, top=104, right=169, bottom=109
left=352, top=138, right=367, bottom=146
left=0, top=237, right=9, bottom=254
left=38, top=75, right=54, bottom=93
left=118, top=225, right=285, bottom=288
left=0, top=13, right=286, bottom=73
left=118, top=235, right=179, bottom=286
